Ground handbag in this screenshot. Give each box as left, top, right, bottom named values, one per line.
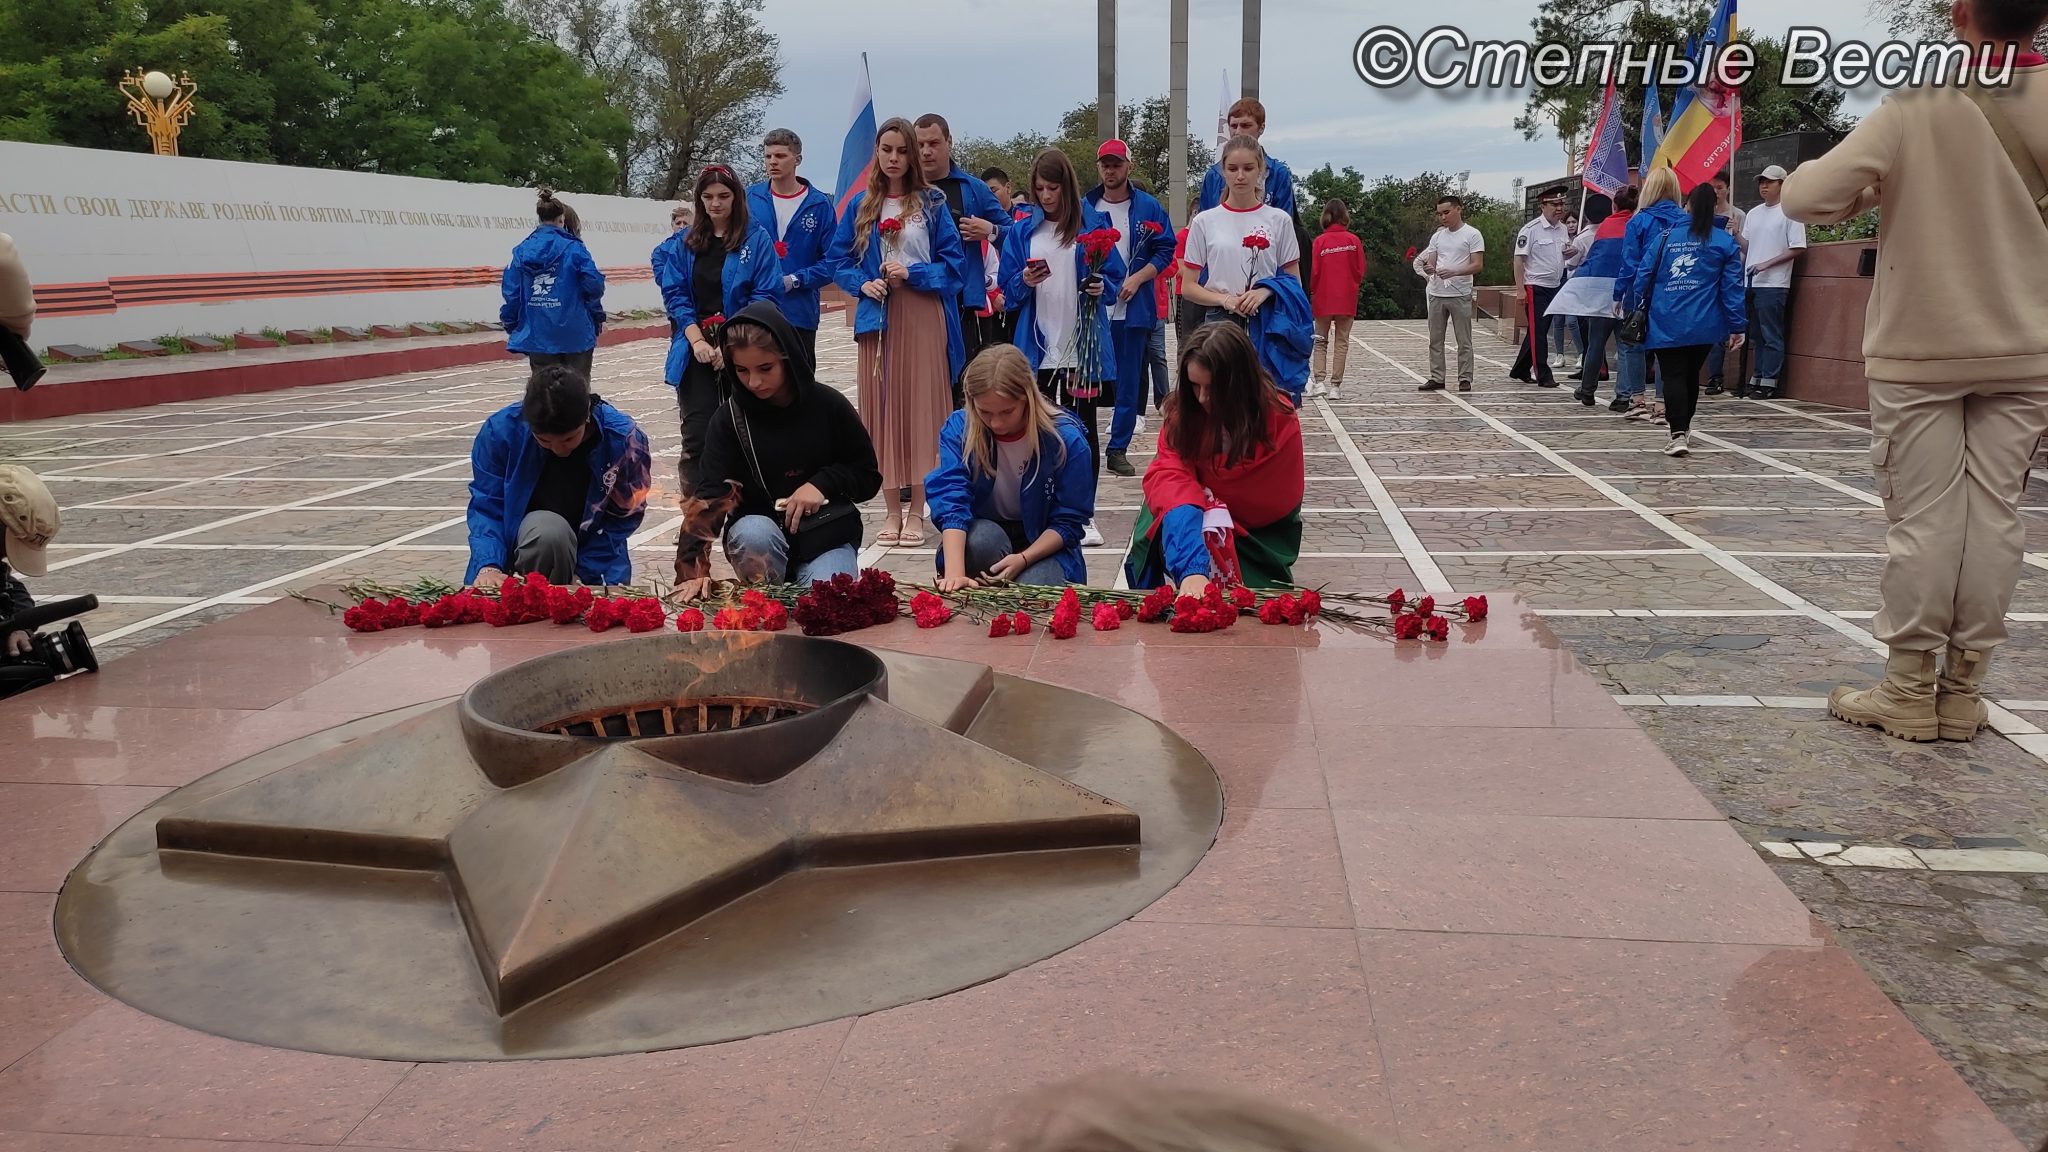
left=727, top=395, right=857, bottom=540
left=1963, top=82, right=2048, bottom=228
left=1617, top=227, right=1671, bottom=345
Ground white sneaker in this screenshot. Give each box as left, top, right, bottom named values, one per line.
left=1134, top=414, right=1147, bottom=437
left=1080, top=520, right=1105, bottom=547
left=1327, top=381, right=1343, bottom=400
left=1663, top=432, right=1689, bottom=456
left=1305, top=379, right=1327, bottom=399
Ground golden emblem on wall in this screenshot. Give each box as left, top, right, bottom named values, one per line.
left=118, top=69, right=198, bottom=157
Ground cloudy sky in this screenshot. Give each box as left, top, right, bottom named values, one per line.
left=751, top=0, right=1903, bottom=201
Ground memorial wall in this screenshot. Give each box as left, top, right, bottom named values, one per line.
left=0, top=141, right=673, bottom=349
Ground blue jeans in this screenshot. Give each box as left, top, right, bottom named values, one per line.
left=945, top=518, right=1070, bottom=586
left=724, top=514, right=858, bottom=585
left=1145, top=324, right=1169, bottom=407
left=1107, top=321, right=1152, bottom=454
left=1613, top=338, right=1652, bottom=401
left=1161, top=504, right=1212, bottom=584
left=1707, top=333, right=1726, bottom=384
left=1749, top=287, right=1789, bottom=386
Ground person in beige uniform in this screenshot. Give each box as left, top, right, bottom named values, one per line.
left=1782, top=0, right=2048, bottom=742
left=0, top=234, right=33, bottom=339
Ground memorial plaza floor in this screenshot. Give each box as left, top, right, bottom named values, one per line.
left=4, top=320, right=2047, bottom=1149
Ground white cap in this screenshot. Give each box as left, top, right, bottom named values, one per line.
left=1758, top=164, right=1789, bottom=181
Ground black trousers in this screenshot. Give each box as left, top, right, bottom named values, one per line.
left=1175, top=297, right=1203, bottom=347
left=1509, top=284, right=1560, bottom=383
left=1652, top=345, right=1710, bottom=434
left=527, top=349, right=594, bottom=379
left=675, top=358, right=721, bottom=493
left=1037, top=368, right=1100, bottom=477
left=790, top=327, right=817, bottom=366
left=953, top=305, right=995, bottom=409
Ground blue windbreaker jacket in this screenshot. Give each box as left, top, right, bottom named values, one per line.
left=745, top=178, right=839, bottom=330
left=1082, top=183, right=1175, bottom=333
left=464, top=398, right=650, bottom=586
left=827, top=189, right=969, bottom=381
left=924, top=407, right=1097, bottom=584
left=997, top=203, right=1129, bottom=381
left=651, top=224, right=785, bottom=385
left=1197, top=157, right=1297, bottom=215
left=931, top=164, right=1010, bottom=309
left=500, top=225, right=605, bottom=355
left=1249, top=273, right=1315, bottom=402
left=1616, top=201, right=1748, bottom=350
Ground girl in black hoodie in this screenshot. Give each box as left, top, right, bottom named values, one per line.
left=675, top=301, right=883, bottom=594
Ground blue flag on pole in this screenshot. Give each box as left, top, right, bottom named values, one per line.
left=1640, top=73, right=1665, bottom=168
left=1583, top=77, right=1630, bottom=196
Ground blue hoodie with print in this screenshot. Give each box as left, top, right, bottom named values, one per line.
left=500, top=225, right=605, bottom=355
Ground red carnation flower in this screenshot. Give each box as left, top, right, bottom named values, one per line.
left=1257, top=594, right=1296, bottom=625
left=712, top=605, right=748, bottom=630
left=1229, top=585, right=1256, bottom=611
left=762, top=600, right=789, bottom=631
left=1299, top=589, right=1322, bottom=619
left=674, top=607, right=706, bottom=632
left=1011, top=611, right=1032, bottom=634
left=988, top=614, right=1014, bottom=638
left=482, top=601, right=511, bottom=628
left=342, top=604, right=381, bottom=632
left=1387, top=588, right=1406, bottom=613
left=910, top=590, right=952, bottom=629
left=1091, top=602, right=1122, bottom=631
left=1424, top=614, right=1450, bottom=642
left=1115, top=599, right=1135, bottom=620
left=1137, top=585, right=1175, bottom=623
left=1405, top=245, right=1418, bottom=261
left=1241, top=233, right=1271, bottom=251
left=1392, top=613, right=1424, bottom=641
left=1416, top=596, right=1436, bottom=617
left=774, top=240, right=789, bottom=258
left=1462, top=595, right=1489, bottom=622
left=879, top=217, right=903, bottom=237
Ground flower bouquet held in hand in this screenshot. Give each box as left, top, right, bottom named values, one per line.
left=1056, top=226, right=1121, bottom=403
left=701, top=313, right=727, bottom=344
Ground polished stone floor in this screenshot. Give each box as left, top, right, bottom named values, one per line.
left=5, top=319, right=2048, bottom=1146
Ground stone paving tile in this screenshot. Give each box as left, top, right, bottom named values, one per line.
left=1299, top=479, right=1381, bottom=510
left=1358, top=452, right=1562, bottom=477
left=1742, top=556, right=2048, bottom=614
left=1379, top=475, right=1610, bottom=506
left=1405, top=509, right=1673, bottom=552
left=1665, top=508, right=1894, bottom=551
left=1432, top=553, right=1783, bottom=610
left=1760, top=450, right=1879, bottom=476
left=299, top=480, right=472, bottom=508
left=1345, top=432, right=1522, bottom=452
left=1573, top=451, right=1790, bottom=476
left=1289, top=558, right=1420, bottom=595
left=1300, top=511, right=1395, bottom=553
left=51, top=507, right=255, bottom=545
left=1605, top=476, right=1867, bottom=507
left=1715, top=430, right=1873, bottom=450
left=1547, top=615, right=1883, bottom=697
left=175, top=508, right=459, bottom=546
left=33, top=551, right=295, bottom=599
left=1336, top=416, right=1497, bottom=433
left=43, top=455, right=274, bottom=479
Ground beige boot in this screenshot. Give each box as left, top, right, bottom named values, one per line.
left=1937, top=647, right=1990, bottom=742
left=1828, top=651, right=1940, bottom=742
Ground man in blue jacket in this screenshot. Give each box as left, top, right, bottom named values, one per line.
left=746, top=129, right=839, bottom=365
left=1086, top=139, right=1174, bottom=478
left=915, top=113, right=1011, bottom=407
left=465, top=365, right=651, bottom=589
left=1196, top=98, right=1297, bottom=215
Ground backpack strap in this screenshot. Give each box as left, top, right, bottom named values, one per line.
left=1964, top=82, right=2048, bottom=228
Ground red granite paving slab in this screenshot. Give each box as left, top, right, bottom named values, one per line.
left=794, top=921, right=1394, bottom=1152
left=1132, top=807, right=1352, bottom=929
left=0, top=784, right=168, bottom=893
left=1333, top=811, right=1822, bottom=945
left=266, top=637, right=588, bottom=714
left=1302, top=646, right=1631, bottom=729
left=1024, top=644, right=1312, bottom=728
left=0, top=705, right=354, bottom=787
left=1360, top=932, right=2025, bottom=1152
left=0, top=1004, right=411, bottom=1144
left=1168, top=721, right=1327, bottom=809
left=0, top=894, right=107, bottom=1071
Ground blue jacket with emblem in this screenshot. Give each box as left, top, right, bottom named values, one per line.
left=924, top=406, right=1097, bottom=584
left=1616, top=201, right=1747, bottom=351
left=500, top=225, right=605, bottom=355
left=997, top=202, right=1128, bottom=381
left=744, top=178, right=839, bottom=330
left=464, top=398, right=650, bottom=586
left=1082, top=183, right=1174, bottom=333
left=1248, top=273, right=1315, bottom=402
left=827, top=188, right=969, bottom=381
left=1198, top=157, right=1297, bottom=215
left=651, top=223, right=785, bottom=385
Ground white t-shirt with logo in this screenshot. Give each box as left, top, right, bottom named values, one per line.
left=1742, top=202, right=1806, bottom=289
left=771, top=188, right=804, bottom=240
left=990, top=431, right=1034, bottom=520
left=1421, top=224, right=1485, bottom=298
left=1184, top=203, right=1299, bottom=298
left=1030, top=220, right=1079, bottom=370
left=1097, top=196, right=1134, bottom=321
left=880, top=196, right=932, bottom=265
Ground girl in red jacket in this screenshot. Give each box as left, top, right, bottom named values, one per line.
left=1123, top=322, right=1304, bottom=596
left=1308, top=199, right=1366, bottom=399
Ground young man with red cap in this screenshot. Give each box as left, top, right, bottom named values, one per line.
left=1085, top=139, right=1174, bottom=477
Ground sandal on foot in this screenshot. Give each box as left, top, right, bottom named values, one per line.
left=875, top=520, right=903, bottom=547
left=898, top=522, right=926, bottom=548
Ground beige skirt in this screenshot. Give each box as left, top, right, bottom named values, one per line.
left=857, top=288, right=952, bottom=489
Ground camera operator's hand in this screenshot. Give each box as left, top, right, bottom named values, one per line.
left=5, top=630, right=29, bottom=658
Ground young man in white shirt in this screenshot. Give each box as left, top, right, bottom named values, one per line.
left=1739, top=164, right=1805, bottom=400
left=1414, top=195, right=1485, bottom=392
left=1509, top=187, right=1572, bottom=387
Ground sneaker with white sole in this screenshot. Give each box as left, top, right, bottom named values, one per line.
left=1080, top=520, right=1105, bottom=547
left=1663, top=432, right=1689, bottom=456
left=1327, top=382, right=1343, bottom=400
left=1305, top=379, right=1327, bottom=399
left=1134, top=414, right=1147, bottom=437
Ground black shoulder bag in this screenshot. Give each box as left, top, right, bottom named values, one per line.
left=1618, top=227, right=1672, bottom=345
left=727, top=395, right=858, bottom=541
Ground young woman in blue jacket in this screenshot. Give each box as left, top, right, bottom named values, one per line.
left=827, top=116, right=968, bottom=549
left=999, top=148, right=1125, bottom=547
left=1617, top=179, right=1747, bottom=458
left=651, top=164, right=784, bottom=491
left=501, top=188, right=606, bottom=377
left=926, top=344, right=1095, bottom=588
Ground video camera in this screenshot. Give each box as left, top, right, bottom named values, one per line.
left=0, top=593, right=99, bottom=699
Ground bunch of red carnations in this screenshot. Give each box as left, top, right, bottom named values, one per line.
left=793, top=570, right=900, bottom=636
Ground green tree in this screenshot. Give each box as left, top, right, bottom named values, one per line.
left=0, top=0, right=625, bottom=192
left=632, top=0, right=784, bottom=200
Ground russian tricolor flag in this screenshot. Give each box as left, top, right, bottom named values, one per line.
left=1548, top=212, right=1631, bottom=318
left=834, top=54, right=876, bottom=218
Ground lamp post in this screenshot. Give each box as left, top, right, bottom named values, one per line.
left=119, top=69, right=198, bottom=156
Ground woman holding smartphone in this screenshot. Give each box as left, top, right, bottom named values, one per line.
left=826, top=117, right=968, bottom=548
left=997, top=148, right=1125, bottom=546
left=926, top=345, right=1095, bottom=589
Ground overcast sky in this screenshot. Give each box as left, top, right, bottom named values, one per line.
left=751, top=0, right=1900, bottom=202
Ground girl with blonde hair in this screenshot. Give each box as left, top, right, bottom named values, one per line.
left=827, top=115, right=969, bottom=548
left=925, top=345, right=1095, bottom=589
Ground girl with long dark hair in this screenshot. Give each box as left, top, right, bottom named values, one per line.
left=652, top=165, right=784, bottom=493
left=826, top=116, right=968, bottom=549
left=501, top=187, right=605, bottom=377
left=1123, top=322, right=1304, bottom=596
left=1629, top=181, right=1746, bottom=457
